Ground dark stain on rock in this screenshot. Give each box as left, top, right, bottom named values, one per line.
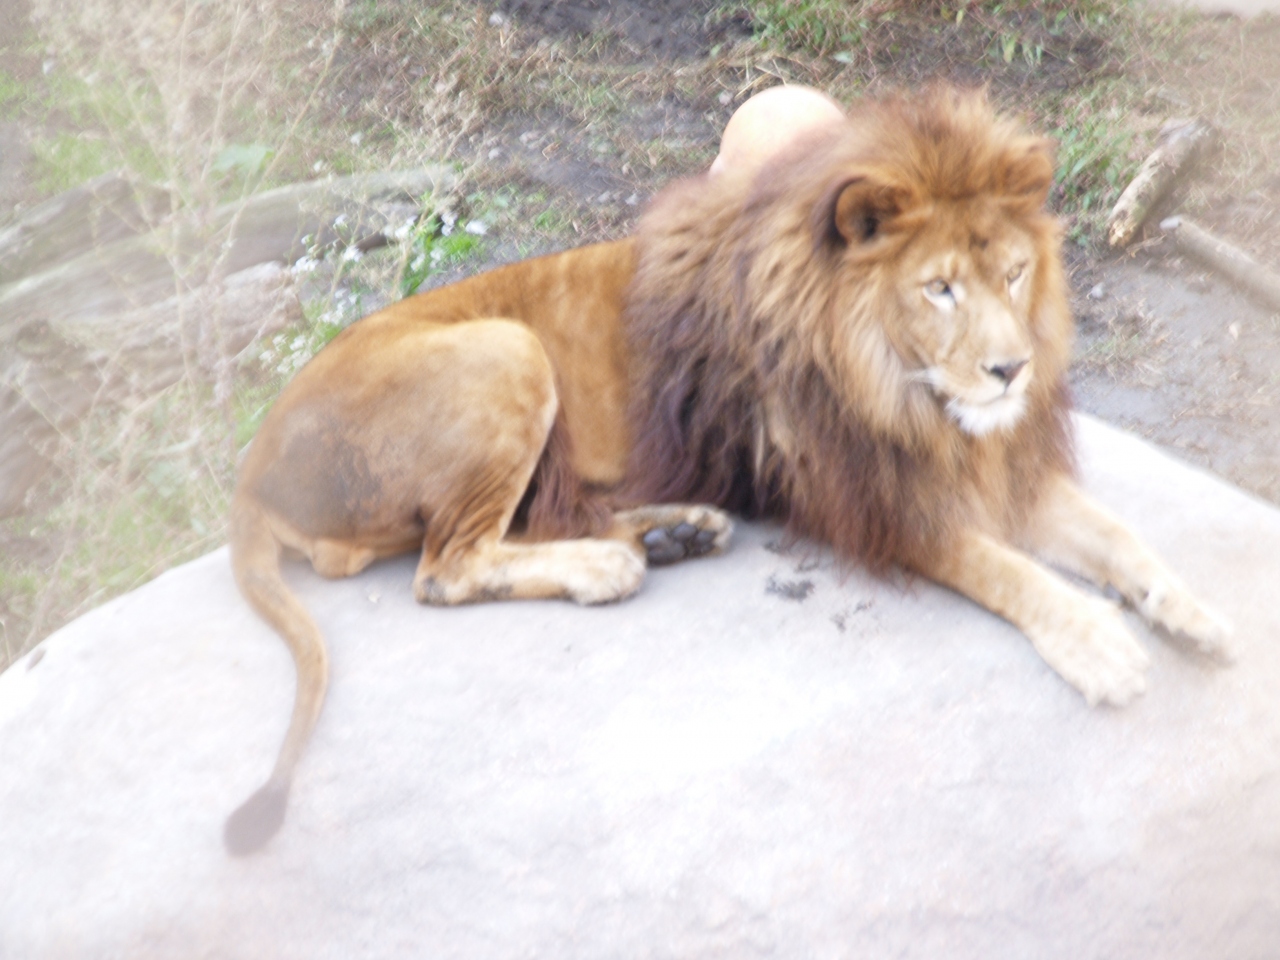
left=766, top=575, right=814, bottom=602
left=831, top=599, right=873, bottom=631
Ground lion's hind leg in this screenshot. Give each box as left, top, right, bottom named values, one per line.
left=608, top=504, right=734, bottom=565
left=405, top=320, right=646, bottom=607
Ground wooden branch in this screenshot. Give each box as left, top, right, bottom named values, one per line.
left=1107, top=119, right=1215, bottom=249
left=1160, top=216, right=1280, bottom=312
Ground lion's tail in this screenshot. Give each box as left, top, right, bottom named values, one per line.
left=224, top=493, right=328, bottom=856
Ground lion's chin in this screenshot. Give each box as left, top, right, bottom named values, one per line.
left=945, top=393, right=1027, bottom=437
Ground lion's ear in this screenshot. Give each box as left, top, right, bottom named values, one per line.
left=824, top=173, right=919, bottom=246
left=1001, top=139, right=1055, bottom=210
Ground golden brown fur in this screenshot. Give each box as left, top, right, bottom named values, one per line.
left=226, top=87, right=1229, bottom=856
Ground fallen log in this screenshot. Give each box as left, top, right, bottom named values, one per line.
left=1160, top=215, right=1280, bottom=312
left=1107, top=119, right=1215, bottom=249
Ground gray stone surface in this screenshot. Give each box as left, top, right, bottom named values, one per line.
left=1, top=414, right=1278, bottom=959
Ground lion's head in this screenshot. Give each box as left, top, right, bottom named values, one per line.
left=622, top=87, right=1075, bottom=569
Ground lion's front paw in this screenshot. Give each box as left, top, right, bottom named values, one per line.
left=566, top=541, right=647, bottom=605
left=1032, top=596, right=1150, bottom=707
left=1137, top=580, right=1235, bottom=663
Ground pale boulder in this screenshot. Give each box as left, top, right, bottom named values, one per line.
left=1, top=414, right=1278, bottom=958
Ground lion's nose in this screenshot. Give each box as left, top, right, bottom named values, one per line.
left=985, top=359, right=1028, bottom=385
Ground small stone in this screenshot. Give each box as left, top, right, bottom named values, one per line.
left=1088, top=283, right=1106, bottom=301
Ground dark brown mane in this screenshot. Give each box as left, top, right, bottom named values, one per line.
left=617, top=87, right=1075, bottom=571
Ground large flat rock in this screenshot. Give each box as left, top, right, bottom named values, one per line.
left=2, top=415, right=1278, bottom=959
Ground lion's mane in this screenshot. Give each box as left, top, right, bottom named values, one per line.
left=619, top=88, right=1076, bottom=571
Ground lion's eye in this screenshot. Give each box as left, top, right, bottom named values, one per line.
left=1006, top=263, right=1025, bottom=285
left=925, top=278, right=952, bottom=298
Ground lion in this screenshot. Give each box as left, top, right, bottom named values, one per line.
left=225, top=87, right=1230, bottom=855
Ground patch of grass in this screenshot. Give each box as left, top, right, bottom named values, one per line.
left=1056, top=120, right=1134, bottom=221
left=739, top=0, right=875, bottom=55
left=0, top=69, right=26, bottom=113
left=398, top=215, right=484, bottom=297
left=1042, top=90, right=1141, bottom=241
left=29, top=131, right=117, bottom=193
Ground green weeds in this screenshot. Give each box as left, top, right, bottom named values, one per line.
left=1046, top=98, right=1140, bottom=240
left=740, top=0, right=874, bottom=56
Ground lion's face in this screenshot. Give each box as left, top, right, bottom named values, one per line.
left=814, top=98, right=1063, bottom=441
left=889, top=199, right=1039, bottom=437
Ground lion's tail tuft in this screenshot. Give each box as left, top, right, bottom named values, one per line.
left=224, top=777, right=291, bottom=856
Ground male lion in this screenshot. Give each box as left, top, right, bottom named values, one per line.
left=225, top=87, right=1229, bottom=854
